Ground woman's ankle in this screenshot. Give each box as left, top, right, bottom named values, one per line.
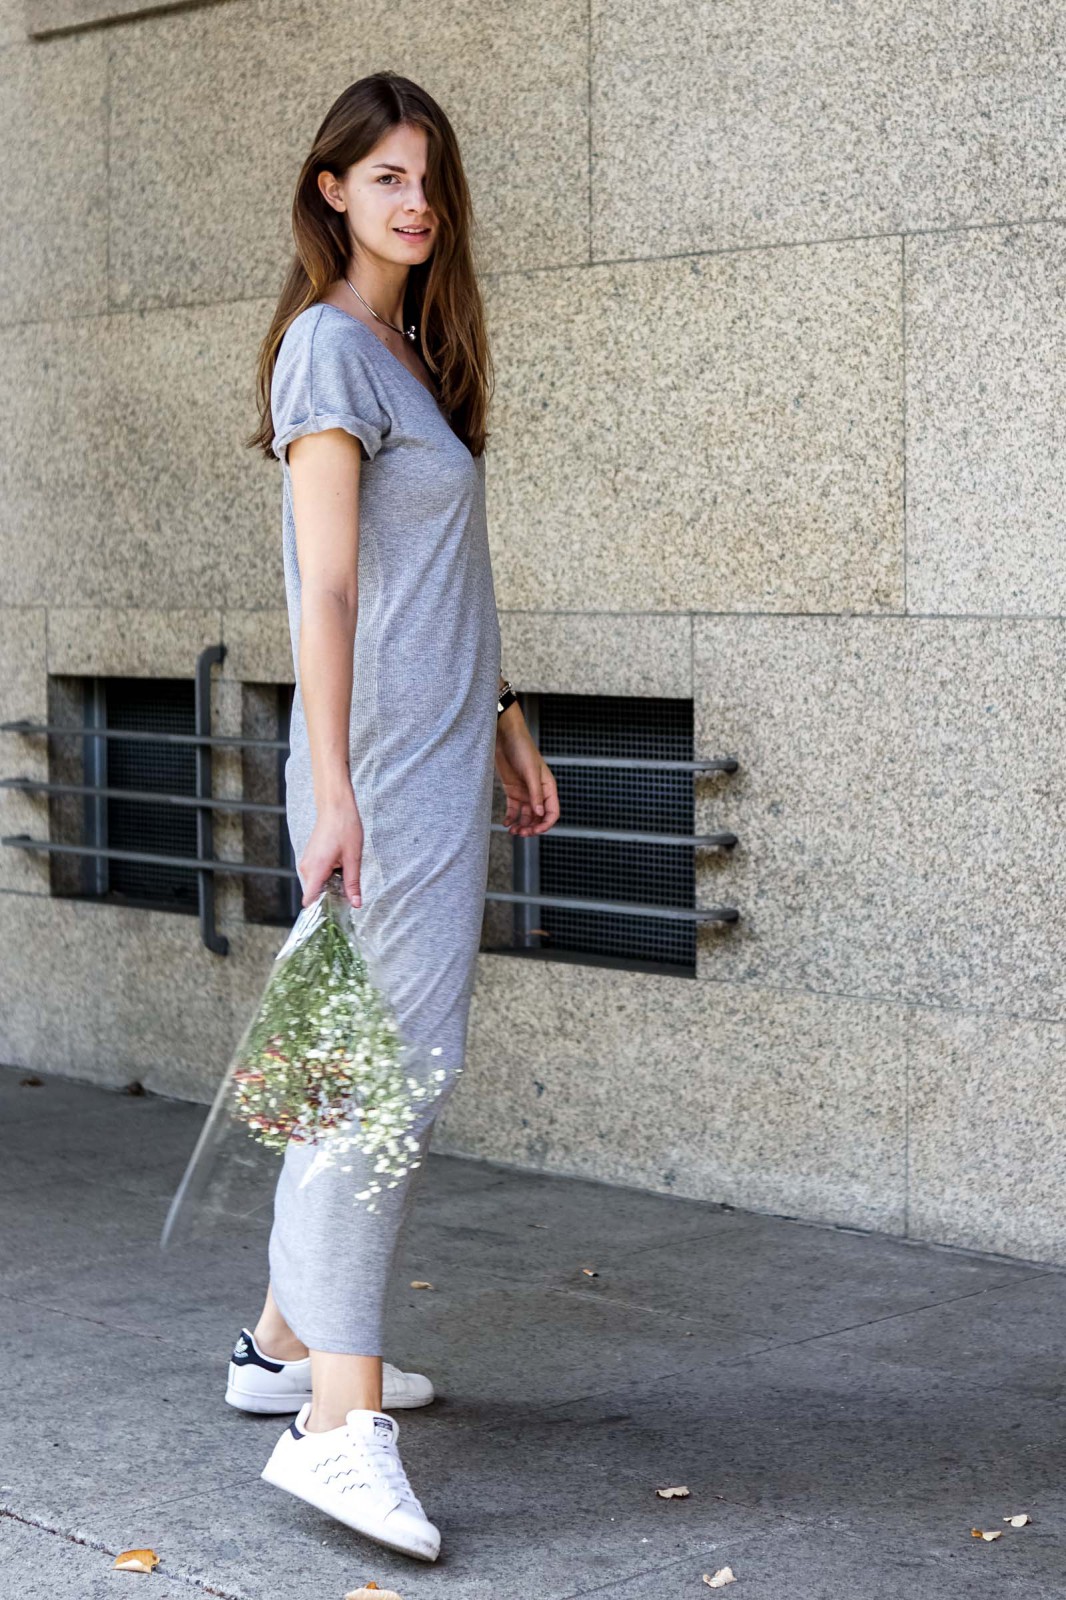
left=305, top=1402, right=382, bottom=1433
left=251, top=1322, right=308, bottom=1362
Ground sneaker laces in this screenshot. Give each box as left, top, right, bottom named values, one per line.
left=348, top=1434, right=422, bottom=1510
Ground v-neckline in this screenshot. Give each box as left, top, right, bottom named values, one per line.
left=315, top=301, right=443, bottom=407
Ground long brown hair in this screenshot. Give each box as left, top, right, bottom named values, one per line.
left=247, top=72, right=493, bottom=460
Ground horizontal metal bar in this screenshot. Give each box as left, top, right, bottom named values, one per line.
left=485, top=890, right=737, bottom=924
left=490, top=820, right=736, bottom=848
left=538, top=755, right=738, bottom=773
left=0, top=720, right=288, bottom=752
left=0, top=777, right=285, bottom=816
left=4, top=785, right=732, bottom=844
left=2, top=837, right=738, bottom=920
left=2, top=836, right=297, bottom=879
left=12, top=791, right=729, bottom=859
left=1, top=723, right=738, bottom=772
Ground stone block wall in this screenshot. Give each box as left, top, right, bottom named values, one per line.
left=2, top=0, right=1063, bottom=1263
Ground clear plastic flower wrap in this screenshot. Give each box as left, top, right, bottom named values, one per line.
left=160, top=869, right=444, bottom=1250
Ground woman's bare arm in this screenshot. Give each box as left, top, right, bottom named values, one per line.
left=286, top=427, right=365, bottom=901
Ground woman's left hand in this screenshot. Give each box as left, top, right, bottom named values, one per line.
left=495, top=705, right=560, bottom=835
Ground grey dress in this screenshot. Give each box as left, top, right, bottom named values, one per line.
left=266, top=302, right=501, bottom=1354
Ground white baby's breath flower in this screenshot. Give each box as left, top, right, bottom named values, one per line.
left=227, top=882, right=445, bottom=1215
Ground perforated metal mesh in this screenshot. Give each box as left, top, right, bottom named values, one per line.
left=104, top=678, right=199, bottom=909
left=277, top=684, right=302, bottom=922
left=523, top=693, right=695, bottom=972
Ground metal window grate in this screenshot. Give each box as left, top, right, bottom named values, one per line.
left=277, top=684, right=301, bottom=924
left=100, top=678, right=199, bottom=910
left=515, top=694, right=696, bottom=972
left=2, top=645, right=739, bottom=955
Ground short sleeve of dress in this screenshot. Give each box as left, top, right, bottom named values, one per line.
left=271, top=307, right=390, bottom=465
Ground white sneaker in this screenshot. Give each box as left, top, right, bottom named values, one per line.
left=225, top=1327, right=435, bottom=1414
left=260, top=1404, right=441, bottom=1561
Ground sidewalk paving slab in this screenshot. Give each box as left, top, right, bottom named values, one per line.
left=2, top=1063, right=1065, bottom=1600
left=0, top=1516, right=222, bottom=1600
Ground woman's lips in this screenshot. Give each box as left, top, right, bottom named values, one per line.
left=394, top=227, right=430, bottom=237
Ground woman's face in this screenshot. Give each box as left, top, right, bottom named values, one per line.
left=338, top=122, right=437, bottom=266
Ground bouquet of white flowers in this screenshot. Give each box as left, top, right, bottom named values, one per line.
left=160, top=870, right=444, bottom=1249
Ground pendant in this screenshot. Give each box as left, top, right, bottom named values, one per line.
left=405, top=324, right=417, bottom=342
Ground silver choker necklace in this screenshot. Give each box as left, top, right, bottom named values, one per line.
left=345, top=276, right=417, bottom=342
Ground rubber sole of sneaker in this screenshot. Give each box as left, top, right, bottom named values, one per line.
left=226, top=1373, right=436, bottom=1413
left=259, top=1453, right=440, bottom=1561
left=225, top=1381, right=313, bottom=1414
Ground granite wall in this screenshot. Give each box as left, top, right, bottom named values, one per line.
left=1, top=0, right=1064, bottom=1264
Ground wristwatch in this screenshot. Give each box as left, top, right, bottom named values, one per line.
left=497, top=677, right=518, bottom=717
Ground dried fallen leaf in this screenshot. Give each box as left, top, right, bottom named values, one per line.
left=703, top=1567, right=736, bottom=1587
left=345, top=1587, right=403, bottom=1600
left=1004, top=1513, right=1032, bottom=1527
left=655, top=1485, right=690, bottom=1499
left=971, top=1528, right=1003, bottom=1541
left=113, top=1548, right=160, bottom=1572
left=581, top=1267, right=599, bottom=1277
left=409, top=1281, right=434, bottom=1290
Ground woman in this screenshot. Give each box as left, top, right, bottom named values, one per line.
left=239, top=71, right=559, bottom=1561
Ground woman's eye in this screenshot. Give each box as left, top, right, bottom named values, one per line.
left=376, top=175, right=398, bottom=184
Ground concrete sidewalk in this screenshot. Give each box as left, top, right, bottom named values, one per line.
left=1, top=1061, right=1065, bottom=1600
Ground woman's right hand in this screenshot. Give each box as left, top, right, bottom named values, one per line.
left=297, top=789, right=364, bottom=909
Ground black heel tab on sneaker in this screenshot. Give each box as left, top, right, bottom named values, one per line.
left=231, top=1328, right=285, bottom=1374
